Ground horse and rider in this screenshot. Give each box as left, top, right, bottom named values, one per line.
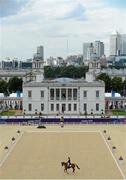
left=67, top=157, right=72, bottom=168
left=60, top=116, right=64, bottom=128
left=61, top=157, right=80, bottom=173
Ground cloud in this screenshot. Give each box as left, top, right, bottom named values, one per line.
left=0, top=0, right=126, bottom=59
left=24, top=0, right=86, bottom=21
left=0, top=0, right=30, bottom=18
left=56, top=3, right=86, bottom=20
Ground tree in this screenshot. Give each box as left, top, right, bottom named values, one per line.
left=7, top=77, right=23, bottom=93
left=122, top=79, right=126, bottom=96
left=97, top=73, right=112, bottom=92
left=44, top=66, right=55, bottom=78
left=44, top=65, right=88, bottom=79
left=111, top=77, right=123, bottom=94
left=0, top=80, right=8, bottom=94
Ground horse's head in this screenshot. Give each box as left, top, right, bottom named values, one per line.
left=61, top=162, right=65, bottom=166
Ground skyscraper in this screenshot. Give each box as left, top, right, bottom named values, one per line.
left=83, top=42, right=94, bottom=62
left=110, top=31, right=121, bottom=56
left=94, top=41, right=104, bottom=58
left=87, top=43, right=94, bottom=60
left=34, top=46, right=44, bottom=61
left=121, top=34, right=126, bottom=55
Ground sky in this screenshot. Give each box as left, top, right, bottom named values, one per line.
left=0, top=0, right=126, bottom=60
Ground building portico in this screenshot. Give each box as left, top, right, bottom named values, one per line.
left=23, top=77, right=105, bottom=115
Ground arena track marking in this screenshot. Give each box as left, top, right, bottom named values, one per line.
left=25, top=130, right=126, bottom=179
left=0, top=131, right=125, bottom=180
left=100, top=132, right=125, bottom=179
left=1, top=178, right=125, bottom=180
left=26, top=130, right=100, bottom=133
left=0, top=131, right=24, bottom=168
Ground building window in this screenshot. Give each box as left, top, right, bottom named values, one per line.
left=28, top=103, right=32, bottom=111
left=61, top=89, right=66, bottom=100
left=51, top=104, right=54, bottom=111
left=96, top=103, right=99, bottom=111
left=83, top=91, right=87, bottom=98
left=56, top=104, right=59, bottom=111
left=83, top=103, right=87, bottom=111
left=50, top=89, right=54, bottom=100
left=68, top=104, right=71, bottom=111
left=68, top=89, right=72, bottom=100
left=40, top=90, right=44, bottom=98
left=56, top=89, right=60, bottom=100
left=28, top=90, right=32, bottom=98
left=41, top=104, right=44, bottom=111
left=74, top=104, right=77, bottom=111
left=62, top=104, right=66, bottom=113
left=96, top=90, right=99, bottom=98
left=73, top=89, right=77, bottom=100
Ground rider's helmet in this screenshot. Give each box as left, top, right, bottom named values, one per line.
left=68, top=157, right=70, bottom=160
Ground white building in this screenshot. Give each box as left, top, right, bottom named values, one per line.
left=46, top=57, right=57, bottom=66
left=87, top=43, right=94, bottom=61
left=83, top=42, right=93, bottom=62
left=110, top=31, right=122, bottom=56
left=83, top=41, right=104, bottom=63
left=0, top=70, right=29, bottom=82
left=23, top=60, right=105, bottom=115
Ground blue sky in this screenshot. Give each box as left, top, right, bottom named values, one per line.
left=0, top=0, right=29, bottom=17
left=0, top=0, right=126, bottom=60
left=106, top=0, right=126, bottom=8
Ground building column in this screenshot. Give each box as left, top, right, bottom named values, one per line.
left=66, top=88, right=68, bottom=101
left=71, top=88, right=73, bottom=101
left=54, top=88, right=55, bottom=101
left=60, top=88, right=61, bottom=101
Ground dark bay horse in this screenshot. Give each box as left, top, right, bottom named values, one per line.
left=61, top=162, right=80, bottom=173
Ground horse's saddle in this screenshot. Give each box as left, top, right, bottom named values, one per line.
left=67, top=163, right=71, bottom=168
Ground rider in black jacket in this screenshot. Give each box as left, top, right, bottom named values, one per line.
left=67, top=157, right=72, bottom=168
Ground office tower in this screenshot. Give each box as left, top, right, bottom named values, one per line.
left=87, top=43, right=94, bottom=60
left=121, top=34, right=126, bottom=55
left=110, top=31, right=121, bottom=56
left=83, top=42, right=94, bottom=62
left=37, top=46, right=44, bottom=59
left=34, top=46, right=44, bottom=61
left=94, top=41, right=104, bottom=58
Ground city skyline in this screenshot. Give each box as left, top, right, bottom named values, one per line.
left=0, top=0, right=126, bottom=60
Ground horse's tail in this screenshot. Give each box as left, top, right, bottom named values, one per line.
left=75, top=164, right=80, bottom=169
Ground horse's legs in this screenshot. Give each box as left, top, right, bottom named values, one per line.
left=73, top=167, right=75, bottom=173
left=65, top=168, right=69, bottom=174
left=64, top=168, right=68, bottom=174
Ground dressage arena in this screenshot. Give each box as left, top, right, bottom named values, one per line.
left=0, top=125, right=126, bottom=179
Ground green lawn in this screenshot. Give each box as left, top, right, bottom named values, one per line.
left=0, top=109, right=126, bottom=117
left=112, top=110, right=126, bottom=116
left=0, top=111, right=16, bottom=116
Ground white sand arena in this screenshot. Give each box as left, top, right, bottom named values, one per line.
left=0, top=124, right=126, bottom=179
